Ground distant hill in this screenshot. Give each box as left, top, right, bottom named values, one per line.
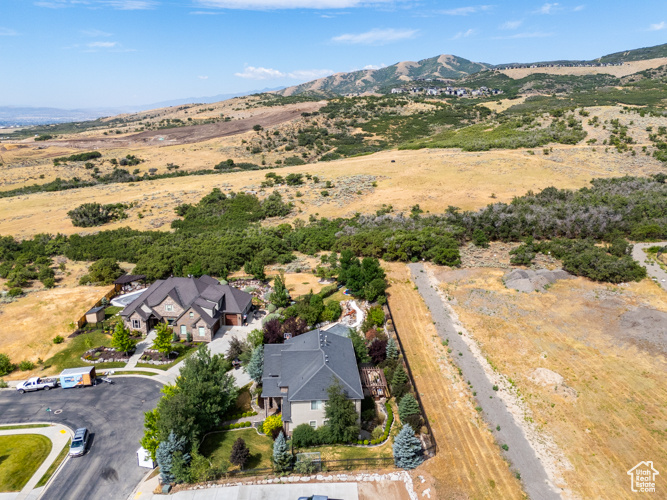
left=597, top=43, right=667, bottom=64
left=277, top=54, right=491, bottom=96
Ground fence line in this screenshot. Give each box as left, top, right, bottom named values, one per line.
left=76, top=287, right=117, bottom=329
left=222, top=456, right=397, bottom=478
left=385, top=301, right=438, bottom=456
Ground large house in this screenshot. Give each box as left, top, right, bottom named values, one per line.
left=261, top=329, right=364, bottom=435
left=120, top=275, right=252, bottom=342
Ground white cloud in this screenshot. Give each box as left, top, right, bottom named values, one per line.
left=573, top=4, right=585, bottom=11
left=331, top=28, right=418, bottom=45
left=88, top=41, right=118, bottom=47
left=363, top=63, right=386, bottom=70
left=439, top=5, right=492, bottom=15
left=0, top=27, right=18, bottom=36
left=235, top=66, right=286, bottom=79
left=288, top=69, right=334, bottom=79
left=493, top=31, right=553, bottom=39
left=535, top=2, right=559, bottom=14
left=189, top=10, right=220, bottom=14
left=198, top=75, right=209, bottom=80
left=81, top=29, right=112, bottom=36
left=104, top=0, right=157, bottom=9
left=451, top=28, right=475, bottom=39
left=649, top=21, right=665, bottom=31
left=500, top=20, right=522, bottom=30
left=197, top=0, right=366, bottom=9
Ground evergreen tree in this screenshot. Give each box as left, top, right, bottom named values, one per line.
left=386, top=337, right=398, bottom=360
left=153, top=322, right=173, bottom=356
left=349, top=328, right=370, bottom=363
left=398, top=393, right=420, bottom=422
left=111, top=322, right=137, bottom=355
left=324, top=379, right=360, bottom=443
left=156, top=431, right=188, bottom=483
left=272, top=431, right=292, bottom=472
left=230, top=437, right=250, bottom=470
left=392, top=424, right=423, bottom=470
left=247, top=345, right=264, bottom=384
left=270, top=272, right=290, bottom=307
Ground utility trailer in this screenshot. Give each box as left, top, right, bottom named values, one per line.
left=59, top=366, right=97, bottom=389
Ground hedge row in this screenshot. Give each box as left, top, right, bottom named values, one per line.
left=228, top=411, right=258, bottom=420
left=357, top=402, right=394, bottom=446
left=222, top=421, right=252, bottom=430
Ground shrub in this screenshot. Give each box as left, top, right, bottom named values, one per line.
left=8, top=287, right=23, bottom=297
left=501, top=444, right=509, bottom=451
left=0, top=354, right=14, bottom=376
left=0, top=378, right=7, bottom=389
left=53, top=335, right=64, bottom=344
left=292, top=423, right=318, bottom=448
left=363, top=439, right=369, bottom=445
left=262, top=414, right=283, bottom=438
left=18, top=360, right=35, bottom=371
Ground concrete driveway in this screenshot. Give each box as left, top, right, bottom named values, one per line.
left=0, top=377, right=162, bottom=500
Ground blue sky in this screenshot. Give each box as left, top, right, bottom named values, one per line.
left=1, top=0, right=666, bottom=108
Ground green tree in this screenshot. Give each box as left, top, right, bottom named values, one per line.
left=391, top=366, right=409, bottom=399
left=398, top=393, right=420, bottom=423
left=246, top=345, right=264, bottom=384
left=244, top=259, right=266, bottom=280
left=141, top=408, right=160, bottom=461
left=88, top=258, right=123, bottom=284
left=272, top=431, right=292, bottom=472
left=247, top=328, right=264, bottom=348
left=472, top=228, right=490, bottom=248
left=349, top=328, right=370, bottom=363
left=392, top=424, right=423, bottom=470
left=270, top=272, right=290, bottom=307
left=156, top=346, right=237, bottom=444
left=291, top=424, right=318, bottom=448
left=0, top=354, right=14, bottom=376
left=156, top=431, right=188, bottom=483
left=386, top=337, right=398, bottom=360
left=324, top=379, right=360, bottom=443
left=153, top=322, right=174, bottom=356
left=111, top=322, right=137, bottom=355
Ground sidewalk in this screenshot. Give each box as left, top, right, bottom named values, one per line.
left=0, top=424, right=72, bottom=500
left=126, top=331, right=157, bottom=369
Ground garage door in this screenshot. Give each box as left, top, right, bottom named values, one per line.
left=225, top=314, right=238, bottom=326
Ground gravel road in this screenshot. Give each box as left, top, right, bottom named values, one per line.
left=632, top=242, right=667, bottom=292
left=408, top=263, right=561, bottom=500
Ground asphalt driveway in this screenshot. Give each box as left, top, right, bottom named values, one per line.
left=0, top=377, right=162, bottom=500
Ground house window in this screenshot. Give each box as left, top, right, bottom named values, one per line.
left=132, top=319, right=141, bottom=329
left=311, top=400, right=322, bottom=410
left=323, top=419, right=329, bottom=426
left=165, top=304, right=174, bottom=312
left=189, top=312, right=194, bottom=318
left=309, top=420, right=317, bottom=429
left=198, top=326, right=206, bottom=337
left=180, top=325, right=186, bottom=336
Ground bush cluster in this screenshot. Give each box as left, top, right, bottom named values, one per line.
left=222, top=421, right=252, bottom=430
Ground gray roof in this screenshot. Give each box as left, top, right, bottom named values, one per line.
left=114, top=274, right=146, bottom=285
left=120, top=275, right=251, bottom=322
left=324, top=323, right=351, bottom=338
left=86, top=306, right=105, bottom=314
left=261, top=329, right=363, bottom=420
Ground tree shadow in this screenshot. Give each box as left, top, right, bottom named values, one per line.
left=246, top=451, right=264, bottom=470
left=0, top=455, right=8, bottom=468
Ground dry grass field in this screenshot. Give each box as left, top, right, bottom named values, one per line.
left=499, top=57, right=667, bottom=79
left=430, top=265, right=667, bottom=499
left=2, top=135, right=664, bottom=240
left=384, top=262, right=525, bottom=500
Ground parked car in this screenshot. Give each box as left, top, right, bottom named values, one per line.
left=297, top=496, right=328, bottom=500
left=16, top=377, right=59, bottom=393
left=69, top=428, right=90, bottom=457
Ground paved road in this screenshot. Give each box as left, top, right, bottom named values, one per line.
left=0, top=378, right=162, bottom=500
left=408, top=263, right=560, bottom=500
left=632, top=242, right=667, bottom=292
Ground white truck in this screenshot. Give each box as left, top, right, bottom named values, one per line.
left=16, top=377, right=59, bottom=393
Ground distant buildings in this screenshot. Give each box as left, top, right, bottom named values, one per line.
left=390, top=85, right=503, bottom=98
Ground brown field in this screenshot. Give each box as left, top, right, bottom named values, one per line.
left=2, top=137, right=664, bottom=240
left=384, top=262, right=525, bottom=499
left=499, top=57, right=667, bottom=79
left=430, top=265, right=667, bottom=499
left=0, top=284, right=109, bottom=378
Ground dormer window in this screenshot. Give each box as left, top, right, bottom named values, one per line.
left=189, top=312, right=194, bottom=318
left=165, top=304, right=174, bottom=312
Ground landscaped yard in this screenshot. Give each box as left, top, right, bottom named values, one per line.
left=43, top=331, right=112, bottom=374
left=295, top=439, right=394, bottom=461
left=136, top=343, right=200, bottom=370
left=201, top=429, right=273, bottom=471
left=0, top=434, right=52, bottom=492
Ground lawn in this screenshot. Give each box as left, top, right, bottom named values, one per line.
left=0, top=434, right=52, bottom=492
left=0, top=424, right=49, bottom=431
left=295, top=440, right=394, bottom=461
left=43, top=331, right=112, bottom=374
left=201, top=429, right=273, bottom=471
left=104, top=306, right=123, bottom=319
left=35, top=439, right=70, bottom=488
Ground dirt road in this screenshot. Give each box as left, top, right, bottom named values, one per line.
left=632, top=242, right=667, bottom=292
left=385, top=263, right=525, bottom=499
left=407, top=262, right=561, bottom=500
